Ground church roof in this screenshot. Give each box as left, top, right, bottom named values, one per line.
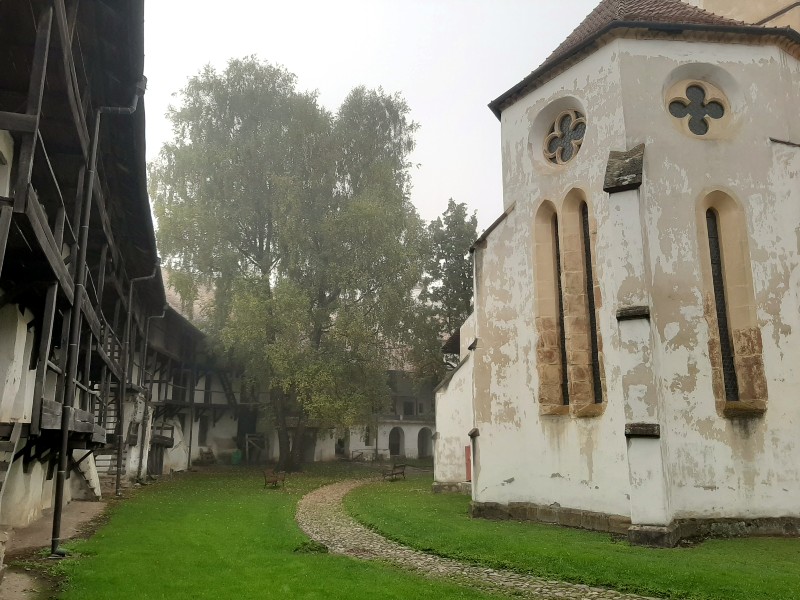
left=489, top=0, right=799, bottom=118
left=546, top=0, right=745, bottom=67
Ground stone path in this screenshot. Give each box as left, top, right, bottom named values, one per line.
left=296, top=479, right=657, bottom=600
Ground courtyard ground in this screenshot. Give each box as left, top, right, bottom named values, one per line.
left=345, top=475, right=800, bottom=600
left=6, top=465, right=798, bottom=599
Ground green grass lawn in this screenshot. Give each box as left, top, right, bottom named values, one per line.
left=54, top=465, right=501, bottom=599
left=344, top=475, right=800, bottom=600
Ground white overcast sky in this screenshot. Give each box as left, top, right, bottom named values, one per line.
left=144, top=0, right=598, bottom=230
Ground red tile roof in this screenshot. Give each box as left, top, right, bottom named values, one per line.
left=487, top=0, right=800, bottom=118
left=546, top=0, right=747, bottom=68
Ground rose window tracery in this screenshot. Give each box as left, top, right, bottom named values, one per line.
left=544, top=110, right=586, bottom=165
left=668, top=83, right=726, bottom=136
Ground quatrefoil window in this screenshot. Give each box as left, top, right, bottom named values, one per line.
left=668, top=83, right=726, bottom=136
left=544, top=110, right=586, bottom=165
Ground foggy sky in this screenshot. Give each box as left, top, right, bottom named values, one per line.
left=144, top=0, right=598, bottom=230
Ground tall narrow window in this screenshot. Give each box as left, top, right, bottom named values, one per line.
left=534, top=201, right=569, bottom=414
left=706, top=209, right=739, bottom=401
left=553, top=215, right=569, bottom=406
left=580, top=203, right=603, bottom=404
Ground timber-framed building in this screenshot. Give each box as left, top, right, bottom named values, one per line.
left=0, top=0, right=244, bottom=576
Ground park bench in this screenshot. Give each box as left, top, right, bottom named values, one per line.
left=381, top=463, right=406, bottom=481
left=263, top=469, right=286, bottom=488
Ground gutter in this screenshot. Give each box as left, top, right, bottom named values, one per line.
left=469, top=203, right=516, bottom=253
left=116, top=261, right=159, bottom=497
left=757, top=3, right=800, bottom=25
left=488, top=22, right=800, bottom=119
left=50, top=78, right=147, bottom=557
left=135, top=305, right=168, bottom=481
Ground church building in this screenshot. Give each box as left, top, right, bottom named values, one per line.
left=434, top=0, right=800, bottom=546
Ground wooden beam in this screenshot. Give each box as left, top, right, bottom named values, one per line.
left=0, top=204, right=12, bottom=278
left=31, top=282, right=59, bottom=435
left=0, top=112, right=37, bottom=133
left=13, top=8, right=53, bottom=213
left=54, top=0, right=89, bottom=157
left=24, top=186, right=74, bottom=302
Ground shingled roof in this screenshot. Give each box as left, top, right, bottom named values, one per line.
left=546, top=0, right=746, bottom=67
left=488, top=0, right=799, bottom=118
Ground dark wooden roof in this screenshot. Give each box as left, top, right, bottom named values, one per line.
left=488, top=0, right=800, bottom=118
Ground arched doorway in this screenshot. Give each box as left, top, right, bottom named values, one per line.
left=389, top=427, right=404, bottom=457
left=417, top=427, right=433, bottom=458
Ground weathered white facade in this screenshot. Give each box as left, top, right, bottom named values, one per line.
left=436, top=0, right=800, bottom=545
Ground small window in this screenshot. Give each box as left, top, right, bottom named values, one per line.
left=580, top=202, right=603, bottom=404
left=544, top=110, right=586, bottom=165
left=699, top=191, right=767, bottom=416
left=553, top=214, right=569, bottom=406
left=706, top=209, right=739, bottom=401
left=667, top=80, right=729, bottom=138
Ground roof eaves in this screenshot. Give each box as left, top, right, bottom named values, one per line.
left=469, top=202, right=516, bottom=253
left=488, top=22, right=800, bottom=120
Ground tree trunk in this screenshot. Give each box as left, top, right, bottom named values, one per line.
left=274, top=390, right=291, bottom=471
left=290, top=417, right=306, bottom=472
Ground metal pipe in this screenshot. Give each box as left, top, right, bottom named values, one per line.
left=50, top=78, right=146, bottom=558
left=135, top=306, right=167, bottom=481
left=116, top=262, right=159, bottom=496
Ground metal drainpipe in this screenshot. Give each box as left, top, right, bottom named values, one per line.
left=116, top=263, right=159, bottom=497
left=50, top=78, right=146, bottom=558
left=135, top=306, right=167, bottom=481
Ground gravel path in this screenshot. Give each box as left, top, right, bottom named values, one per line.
left=296, top=478, right=658, bottom=600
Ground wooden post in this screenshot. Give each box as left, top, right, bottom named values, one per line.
left=31, top=283, right=58, bottom=435
left=13, top=8, right=53, bottom=214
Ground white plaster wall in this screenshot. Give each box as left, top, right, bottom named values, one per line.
left=196, top=412, right=237, bottom=461
left=434, top=355, right=473, bottom=484
left=69, top=451, right=101, bottom=500
left=121, top=397, right=149, bottom=480
left=0, top=445, right=72, bottom=528
left=475, top=42, right=632, bottom=517
left=0, top=305, right=36, bottom=423
left=348, top=421, right=435, bottom=460
left=616, top=39, right=800, bottom=521
left=471, top=35, right=800, bottom=524
left=314, top=430, right=336, bottom=462
left=460, top=312, right=476, bottom=359
left=162, top=416, right=190, bottom=473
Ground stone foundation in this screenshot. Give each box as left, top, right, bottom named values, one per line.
left=470, top=501, right=631, bottom=535
left=630, top=517, right=800, bottom=547
left=471, top=501, right=800, bottom=547
left=432, top=481, right=472, bottom=495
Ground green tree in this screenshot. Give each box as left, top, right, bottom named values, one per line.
left=150, top=57, right=424, bottom=469
left=409, top=200, right=478, bottom=380
left=421, top=199, right=478, bottom=335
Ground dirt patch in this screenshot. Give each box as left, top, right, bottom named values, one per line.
left=1, top=500, right=109, bottom=600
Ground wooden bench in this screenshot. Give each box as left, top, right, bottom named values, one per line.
left=263, top=469, right=286, bottom=488
left=381, top=463, right=406, bottom=481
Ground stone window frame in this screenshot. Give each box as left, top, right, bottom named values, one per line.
left=533, top=201, right=569, bottom=415
left=696, top=191, right=767, bottom=417
left=543, top=109, right=587, bottom=166
left=666, top=79, right=731, bottom=139
left=533, top=191, right=606, bottom=418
